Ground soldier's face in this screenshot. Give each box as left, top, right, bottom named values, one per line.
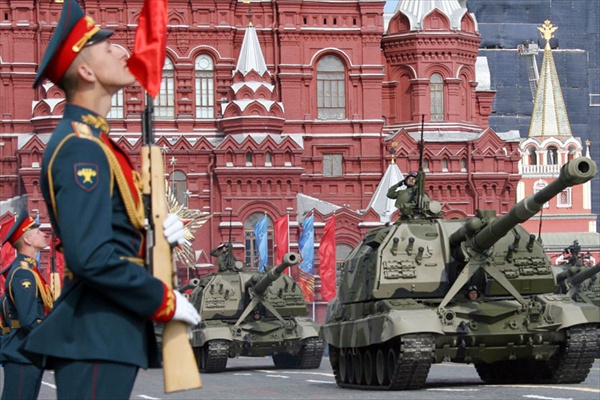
left=24, top=228, right=49, bottom=251
left=81, top=40, right=136, bottom=93
left=468, top=290, right=478, bottom=300
left=406, top=177, right=416, bottom=186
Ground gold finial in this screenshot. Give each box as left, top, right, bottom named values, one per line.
left=538, top=20, right=558, bottom=45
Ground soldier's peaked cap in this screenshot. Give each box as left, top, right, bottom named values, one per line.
left=2, top=211, right=39, bottom=247
left=33, top=0, right=113, bottom=88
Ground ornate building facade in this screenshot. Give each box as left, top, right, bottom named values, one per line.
left=0, top=0, right=522, bottom=321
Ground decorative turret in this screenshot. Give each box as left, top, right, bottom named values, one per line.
left=518, top=21, right=597, bottom=233
left=382, top=0, right=489, bottom=130
left=219, top=22, right=285, bottom=135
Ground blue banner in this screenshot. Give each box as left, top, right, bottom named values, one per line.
left=254, top=214, right=268, bottom=272
left=298, top=215, right=314, bottom=274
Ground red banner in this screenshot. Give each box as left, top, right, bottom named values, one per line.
left=0, top=218, right=16, bottom=295
left=48, top=236, right=65, bottom=285
left=319, top=215, right=336, bottom=302
left=128, top=0, right=168, bottom=98
left=274, top=215, right=289, bottom=266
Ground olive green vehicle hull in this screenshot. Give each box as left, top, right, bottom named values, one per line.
left=322, top=158, right=599, bottom=390
left=191, top=318, right=323, bottom=372
left=323, top=297, right=599, bottom=389
left=189, top=254, right=324, bottom=373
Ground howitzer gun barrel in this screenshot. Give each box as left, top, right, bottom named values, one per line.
left=558, top=263, right=600, bottom=286
left=178, top=278, right=200, bottom=293
left=249, top=252, right=300, bottom=295
left=472, top=157, right=597, bottom=252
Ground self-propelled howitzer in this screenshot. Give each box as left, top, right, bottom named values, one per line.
left=246, top=253, right=300, bottom=295
left=190, top=252, right=324, bottom=373
left=322, top=157, right=599, bottom=390
left=556, top=263, right=600, bottom=307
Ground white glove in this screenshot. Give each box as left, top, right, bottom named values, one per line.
left=163, top=213, right=189, bottom=247
left=172, top=290, right=201, bottom=326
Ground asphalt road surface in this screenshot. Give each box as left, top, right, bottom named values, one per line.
left=9, top=357, right=598, bottom=400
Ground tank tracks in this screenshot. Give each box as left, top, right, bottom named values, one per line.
left=330, top=334, right=434, bottom=390
left=194, top=339, right=229, bottom=373
left=273, top=337, right=324, bottom=369
left=475, top=324, right=599, bottom=384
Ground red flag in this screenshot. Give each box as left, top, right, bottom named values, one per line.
left=128, top=0, right=168, bottom=98
left=274, top=215, right=289, bottom=266
left=298, top=267, right=314, bottom=302
left=1, top=218, right=16, bottom=296
left=319, top=215, right=336, bottom=302
left=48, top=236, right=65, bottom=288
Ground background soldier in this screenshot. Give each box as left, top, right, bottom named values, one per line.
left=0, top=211, right=52, bottom=400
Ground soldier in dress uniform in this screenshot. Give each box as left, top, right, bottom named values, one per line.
left=23, top=1, right=200, bottom=399
left=386, top=172, right=431, bottom=219
left=0, top=211, right=52, bottom=400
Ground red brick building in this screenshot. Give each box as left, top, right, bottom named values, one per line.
left=0, top=1, right=522, bottom=321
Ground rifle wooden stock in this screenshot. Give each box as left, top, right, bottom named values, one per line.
left=141, top=145, right=202, bottom=393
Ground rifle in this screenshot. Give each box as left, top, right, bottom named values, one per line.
left=416, top=114, right=426, bottom=211
left=140, top=94, right=202, bottom=392
left=50, top=232, right=61, bottom=300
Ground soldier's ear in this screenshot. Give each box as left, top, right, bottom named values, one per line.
left=77, top=62, right=96, bottom=83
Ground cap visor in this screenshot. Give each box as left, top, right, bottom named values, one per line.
left=86, top=29, right=114, bottom=47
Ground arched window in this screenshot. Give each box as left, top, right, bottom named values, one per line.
left=460, top=158, right=467, bottom=172
left=557, top=188, right=572, bottom=208
left=156, top=58, right=175, bottom=119
left=244, top=213, right=273, bottom=270
left=442, top=158, right=449, bottom=172
left=547, top=146, right=558, bottom=165
left=195, top=54, right=214, bottom=119
left=423, top=159, right=430, bottom=172
left=265, top=152, right=272, bottom=166
left=107, top=90, right=124, bottom=119
left=317, top=55, right=345, bottom=120
left=567, top=146, right=577, bottom=161
left=528, top=147, right=537, bottom=165
left=246, top=151, right=253, bottom=166
left=430, top=73, right=444, bottom=121
left=169, top=170, right=187, bottom=207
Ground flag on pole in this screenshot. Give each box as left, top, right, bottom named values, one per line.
left=128, top=0, right=169, bottom=98
left=274, top=215, right=289, bottom=266
left=0, top=217, right=16, bottom=295
left=254, top=214, right=268, bottom=272
left=298, top=215, right=315, bottom=302
left=48, top=234, right=65, bottom=299
left=319, top=215, right=336, bottom=302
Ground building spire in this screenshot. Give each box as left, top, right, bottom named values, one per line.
left=527, top=20, right=572, bottom=138
left=243, top=0, right=253, bottom=26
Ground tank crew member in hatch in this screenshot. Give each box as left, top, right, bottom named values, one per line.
left=211, top=242, right=238, bottom=272
left=387, top=172, right=431, bottom=220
